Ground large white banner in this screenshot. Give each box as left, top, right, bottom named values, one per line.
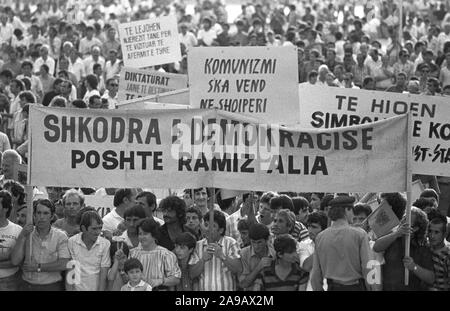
left=299, top=84, right=450, bottom=176
left=30, top=106, right=409, bottom=192
left=118, top=67, right=187, bottom=102
left=188, top=47, right=300, bottom=125
left=119, top=15, right=181, bottom=68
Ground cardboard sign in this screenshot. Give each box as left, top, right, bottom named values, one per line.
left=298, top=84, right=450, bottom=176
left=118, top=67, right=187, bottom=102
left=30, top=106, right=409, bottom=192
left=367, top=200, right=400, bottom=238
left=119, top=15, right=181, bottom=68
left=188, top=47, right=300, bottom=124
left=84, top=193, right=114, bottom=218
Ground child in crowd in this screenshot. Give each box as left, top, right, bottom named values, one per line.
left=120, top=258, right=152, bottom=291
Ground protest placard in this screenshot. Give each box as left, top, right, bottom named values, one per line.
left=118, top=15, right=181, bottom=68
left=298, top=84, right=450, bottom=176
left=367, top=200, right=400, bottom=239
left=84, top=193, right=114, bottom=218
left=118, top=67, right=188, bottom=102
left=30, top=106, right=409, bottom=192
left=188, top=47, right=300, bottom=124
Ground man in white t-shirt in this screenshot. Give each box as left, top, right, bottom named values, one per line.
left=102, top=188, right=137, bottom=236
left=197, top=17, right=217, bottom=47
left=0, top=190, right=22, bottom=290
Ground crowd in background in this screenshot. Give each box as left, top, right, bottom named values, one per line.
left=0, top=0, right=449, bottom=291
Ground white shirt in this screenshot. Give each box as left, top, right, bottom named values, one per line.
left=68, top=233, right=111, bottom=291
left=83, top=55, right=105, bottom=75
left=121, top=280, right=152, bottom=291
left=69, top=58, right=86, bottom=82
left=0, top=23, right=14, bottom=42
left=197, top=28, right=217, bottom=46
left=104, top=60, right=121, bottom=80
left=83, top=89, right=101, bottom=105
left=101, top=90, right=118, bottom=109
left=0, top=220, right=22, bottom=278
left=102, top=209, right=123, bottom=233
left=34, top=57, right=56, bottom=76
left=179, top=32, right=198, bottom=49
left=79, top=37, right=103, bottom=56
left=440, top=66, right=450, bottom=87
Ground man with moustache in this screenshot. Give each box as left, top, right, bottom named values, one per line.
left=158, top=196, right=187, bottom=251
left=53, top=189, right=85, bottom=237
left=11, top=199, right=70, bottom=291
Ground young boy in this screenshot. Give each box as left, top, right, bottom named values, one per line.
left=174, top=232, right=197, bottom=291
left=120, top=258, right=152, bottom=291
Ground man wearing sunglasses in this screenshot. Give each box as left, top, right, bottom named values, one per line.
left=101, top=78, right=118, bottom=109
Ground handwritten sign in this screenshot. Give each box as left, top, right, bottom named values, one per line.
left=188, top=47, right=299, bottom=124
left=299, top=84, right=450, bottom=176
left=30, top=106, right=409, bottom=193
left=118, top=67, right=187, bottom=102
left=119, top=15, right=181, bottom=68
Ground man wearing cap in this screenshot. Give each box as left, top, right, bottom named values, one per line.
left=179, top=23, right=197, bottom=49
left=311, top=195, right=371, bottom=291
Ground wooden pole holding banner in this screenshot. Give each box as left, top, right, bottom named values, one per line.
left=398, top=0, right=403, bottom=44
left=404, top=112, right=413, bottom=286
left=208, top=187, right=215, bottom=243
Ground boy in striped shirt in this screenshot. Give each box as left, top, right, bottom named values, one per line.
left=189, top=210, right=242, bottom=291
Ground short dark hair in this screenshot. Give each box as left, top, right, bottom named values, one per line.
left=33, top=199, right=56, bottom=216
left=85, top=74, right=98, bottom=89
left=237, top=218, right=250, bottom=231
left=80, top=210, right=103, bottom=230
left=420, top=188, right=439, bottom=202
left=353, top=203, right=372, bottom=218
left=380, top=193, right=406, bottom=220
left=186, top=206, right=202, bottom=219
left=274, top=234, right=297, bottom=256
left=21, top=61, right=33, bottom=69
left=413, top=197, right=435, bottom=211
left=72, top=99, right=87, bottom=108
left=248, top=223, right=270, bottom=240
left=270, top=195, right=294, bottom=211
left=3, top=180, right=25, bottom=206
left=429, top=214, right=447, bottom=233
left=306, top=211, right=328, bottom=230
left=135, top=191, right=157, bottom=210
left=124, top=205, right=146, bottom=219
left=174, top=232, right=197, bottom=250
left=136, top=218, right=161, bottom=239
left=159, top=196, right=187, bottom=225
left=75, top=206, right=97, bottom=225
left=292, top=196, right=309, bottom=215
left=260, top=191, right=277, bottom=205
left=203, top=210, right=226, bottom=236
left=0, top=190, right=13, bottom=218
left=0, top=69, right=13, bottom=79
left=113, top=188, right=134, bottom=207
left=93, top=63, right=102, bottom=71
left=89, top=94, right=101, bottom=106
left=123, top=258, right=143, bottom=273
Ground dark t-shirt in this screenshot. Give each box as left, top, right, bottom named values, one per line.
left=382, top=237, right=434, bottom=291
left=158, top=224, right=186, bottom=251
left=42, top=91, right=58, bottom=106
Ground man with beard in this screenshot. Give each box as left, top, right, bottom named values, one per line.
left=158, top=196, right=187, bottom=251
left=53, top=189, right=84, bottom=237
left=11, top=199, right=70, bottom=291
left=67, top=211, right=111, bottom=291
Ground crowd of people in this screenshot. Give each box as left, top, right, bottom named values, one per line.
left=0, top=0, right=449, bottom=291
